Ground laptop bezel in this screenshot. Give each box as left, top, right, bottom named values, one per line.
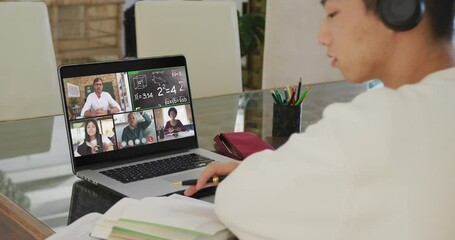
left=58, top=55, right=200, bottom=172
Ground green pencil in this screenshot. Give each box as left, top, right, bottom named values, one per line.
left=274, top=89, right=283, bottom=105
left=295, top=86, right=311, bottom=105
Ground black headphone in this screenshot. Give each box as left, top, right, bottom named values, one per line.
left=378, top=0, right=425, bottom=31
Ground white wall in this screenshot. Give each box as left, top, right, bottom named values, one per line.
left=262, top=0, right=343, bottom=89
left=136, top=0, right=246, bottom=13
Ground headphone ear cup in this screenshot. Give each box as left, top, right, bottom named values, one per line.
left=378, top=0, right=425, bottom=31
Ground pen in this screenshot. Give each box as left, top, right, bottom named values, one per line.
left=286, top=86, right=291, bottom=101
left=171, top=176, right=227, bottom=186
left=283, top=88, right=289, bottom=102
left=296, top=78, right=302, bottom=102
left=289, top=87, right=296, bottom=105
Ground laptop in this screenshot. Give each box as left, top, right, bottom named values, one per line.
left=58, top=55, right=232, bottom=198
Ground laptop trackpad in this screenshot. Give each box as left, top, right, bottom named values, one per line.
left=163, top=170, right=200, bottom=183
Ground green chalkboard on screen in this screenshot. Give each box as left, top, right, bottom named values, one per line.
left=128, top=66, right=189, bottom=109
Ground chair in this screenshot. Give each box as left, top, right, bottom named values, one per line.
left=261, top=0, right=344, bottom=89
left=135, top=1, right=243, bottom=99
left=0, top=2, right=62, bottom=122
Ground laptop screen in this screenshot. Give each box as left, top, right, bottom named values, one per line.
left=58, top=56, right=199, bottom=169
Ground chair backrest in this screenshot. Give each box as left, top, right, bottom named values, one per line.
left=262, top=0, right=343, bottom=89
left=135, top=1, right=243, bottom=99
left=0, top=2, right=62, bottom=122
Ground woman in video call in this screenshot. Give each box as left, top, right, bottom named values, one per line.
left=164, top=107, right=186, bottom=134
left=77, top=119, right=114, bottom=156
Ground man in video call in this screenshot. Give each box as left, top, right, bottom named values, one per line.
left=80, top=77, right=121, bottom=117
left=121, top=111, right=152, bottom=147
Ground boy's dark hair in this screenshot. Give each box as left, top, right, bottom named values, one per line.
left=363, top=0, right=454, bottom=40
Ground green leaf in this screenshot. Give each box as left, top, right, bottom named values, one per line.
left=238, top=12, right=265, bottom=57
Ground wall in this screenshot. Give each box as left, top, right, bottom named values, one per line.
left=262, top=0, right=343, bottom=89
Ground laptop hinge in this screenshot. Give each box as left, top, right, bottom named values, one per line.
left=76, top=173, right=99, bottom=185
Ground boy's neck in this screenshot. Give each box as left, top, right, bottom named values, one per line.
left=382, top=39, right=455, bottom=89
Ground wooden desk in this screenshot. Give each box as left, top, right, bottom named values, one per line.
left=0, top=193, right=54, bottom=239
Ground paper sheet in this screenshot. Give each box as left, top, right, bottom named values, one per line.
left=46, top=212, right=102, bottom=240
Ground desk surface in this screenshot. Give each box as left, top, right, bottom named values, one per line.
left=0, top=81, right=367, bottom=236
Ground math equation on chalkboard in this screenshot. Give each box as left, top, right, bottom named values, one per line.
left=128, top=66, right=189, bottom=109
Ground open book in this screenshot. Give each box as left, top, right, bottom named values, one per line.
left=91, top=194, right=234, bottom=240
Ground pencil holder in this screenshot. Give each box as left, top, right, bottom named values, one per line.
left=272, top=104, right=302, bottom=137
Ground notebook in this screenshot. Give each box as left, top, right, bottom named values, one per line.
left=58, top=55, right=232, bottom=198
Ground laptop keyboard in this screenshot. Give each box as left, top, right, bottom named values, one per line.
left=99, top=153, right=214, bottom=184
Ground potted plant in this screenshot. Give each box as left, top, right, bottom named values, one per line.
left=238, top=12, right=265, bottom=57
left=68, top=98, right=81, bottom=117
left=238, top=12, right=265, bottom=89
left=68, top=97, right=79, bottom=107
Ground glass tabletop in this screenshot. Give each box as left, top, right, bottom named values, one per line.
left=0, top=81, right=367, bottom=232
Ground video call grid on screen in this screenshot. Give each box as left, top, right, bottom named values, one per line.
left=63, top=66, right=195, bottom=158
